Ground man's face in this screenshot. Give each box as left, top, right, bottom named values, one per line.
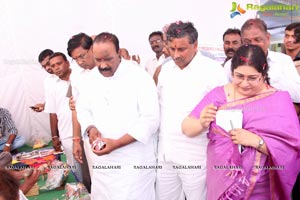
left=71, top=46, right=95, bottom=70
left=284, top=29, right=300, bottom=52
left=49, top=56, right=70, bottom=79
left=149, top=35, right=164, bottom=54
left=167, top=35, right=198, bottom=69
left=40, top=55, right=53, bottom=74
left=223, top=33, right=242, bottom=59
left=242, top=26, right=270, bottom=55
left=93, top=41, right=121, bottom=77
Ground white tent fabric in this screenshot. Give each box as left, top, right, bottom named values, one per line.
left=0, top=0, right=260, bottom=145
left=0, top=62, right=51, bottom=146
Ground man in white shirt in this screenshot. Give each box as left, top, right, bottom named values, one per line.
left=145, top=31, right=165, bottom=77
left=76, top=32, right=159, bottom=200
left=67, top=32, right=95, bottom=192
left=45, top=52, right=83, bottom=182
left=224, top=18, right=300, bottom=105
left=31, top=49, right=56, bottom=112
left=284, top=22, right=300, bottom=117
left=156, top=21, right=228, bottom=200
left=284, top=22, right=300, bottom=75
left=222, top=28, right=242, bottom=66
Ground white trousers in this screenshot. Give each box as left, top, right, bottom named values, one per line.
left=60, top=137, right=83, bottom=182
left=91, top=165, right=156, bottom=200
left=156, top=160, right=207, bottom=200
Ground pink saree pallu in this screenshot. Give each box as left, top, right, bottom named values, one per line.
left=190, top=86, right=300, bottom=200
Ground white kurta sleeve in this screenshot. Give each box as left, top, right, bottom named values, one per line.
left=76, top=86, right=95, bottom=138
left=279, top=56, right=300, bottom=103
left=127, top=73, right=159, bottom=144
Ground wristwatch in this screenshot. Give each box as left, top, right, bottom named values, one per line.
left=5, top=143, right=11, bottom=147
left=257, top=139, right=264, bottom=149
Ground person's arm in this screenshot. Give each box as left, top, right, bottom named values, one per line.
left=229, top=128, right=269, bottom=155
left=2, top=108, right=18, bottom=152
left=92, top=132, right=136, bottom=156
left=19, top=169, right=40, bottom=194
left=182, top=104, right=217, bottom=137
left=49, top=113, right=61, bottom=151
left=72, top=110, right=83, bottom=163
left=3, top=134, right=16, bottom=152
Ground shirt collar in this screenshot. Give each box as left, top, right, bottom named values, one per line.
left=294, top=51, right=300, bottom=61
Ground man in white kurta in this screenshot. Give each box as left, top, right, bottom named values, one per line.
left=156, top=21, right=228, bottom=200
left=76, top=32, right=159, bottom=200
left=224, top=18, right=300, bottom=103
left=44, top=53, right=83, bottom=182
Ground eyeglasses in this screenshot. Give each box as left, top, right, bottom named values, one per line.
left=149, top=39, right=162, bottom=45
left=232, top=73, right=262, bottom=85
left=72, top=49, right=89, bottom=62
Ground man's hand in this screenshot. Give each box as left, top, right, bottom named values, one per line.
left=88, top=127, right=101, bottom=144
left=20, top=169, right=40, bottom=194
left=30, top=103, right=45, bottom=112
left=73, top=141, right=83, bottom=163
left=52, top=137, right=62, bottom=152
left=3, top=145, right=11, bottom=152
left=69, top=96, right=76, bottom=111
left=92, top=138, right=119, bottom=156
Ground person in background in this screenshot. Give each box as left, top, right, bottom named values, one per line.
left=67, top=32, right=95, bottom=192
left=0, top=108, right=26, bottom=153
left=222, top=28, right=242, bottom=66
left=156, top=21, right=228, bottom=200
left=153, top=23, right=172, bottom=85
left=224, top=18, right=300, bottom=116
left=284, top=22, right=300, bottom=75
left=119, top=48, right=141, bottom=65
left=31, top=49, right=56, bottom=112
left=0, top=168, right=40, bottom=200
left=45, top=52, right=83, bottom=182
left=182, top=44, right=300, bottom=199
left=145, top=31, right=165, bottom=77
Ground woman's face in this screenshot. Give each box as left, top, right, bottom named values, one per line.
left=232, top=65, right=265, bottom=97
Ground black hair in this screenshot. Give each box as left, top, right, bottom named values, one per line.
left=0, top=169, right=20, bottom=200
left=67, top=33, right=93, bottom=57
left=148, top=31, right=163, bottom=41
left=166, top=21, right=198, bottom=44
left=285, top=22, right=300, bottom=43
left=231, top=44, right=270, bottom=85
left=93, top=32, right=120, bottom=53
left=49, top=52, right=68, bottom=62
left=38, top=49, right=53, bottom=63
left=223, top=28, right=241, bottom=41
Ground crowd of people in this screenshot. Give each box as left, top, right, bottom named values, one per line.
left=1, top=19, right=300, bottom=200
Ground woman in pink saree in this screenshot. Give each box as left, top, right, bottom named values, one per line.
left=182, top=44, right=300, bottom=200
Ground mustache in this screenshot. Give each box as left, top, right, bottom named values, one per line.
left=174, top=57, right=184, bottom=62
left=226, top=48, right=235, bottom=54
left=98, top=67, right=112, bottom=72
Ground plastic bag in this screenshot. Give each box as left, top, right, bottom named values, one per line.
left=65, top=182, right=90, bottom=200
left=40, top=160, right=69, bottom=190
